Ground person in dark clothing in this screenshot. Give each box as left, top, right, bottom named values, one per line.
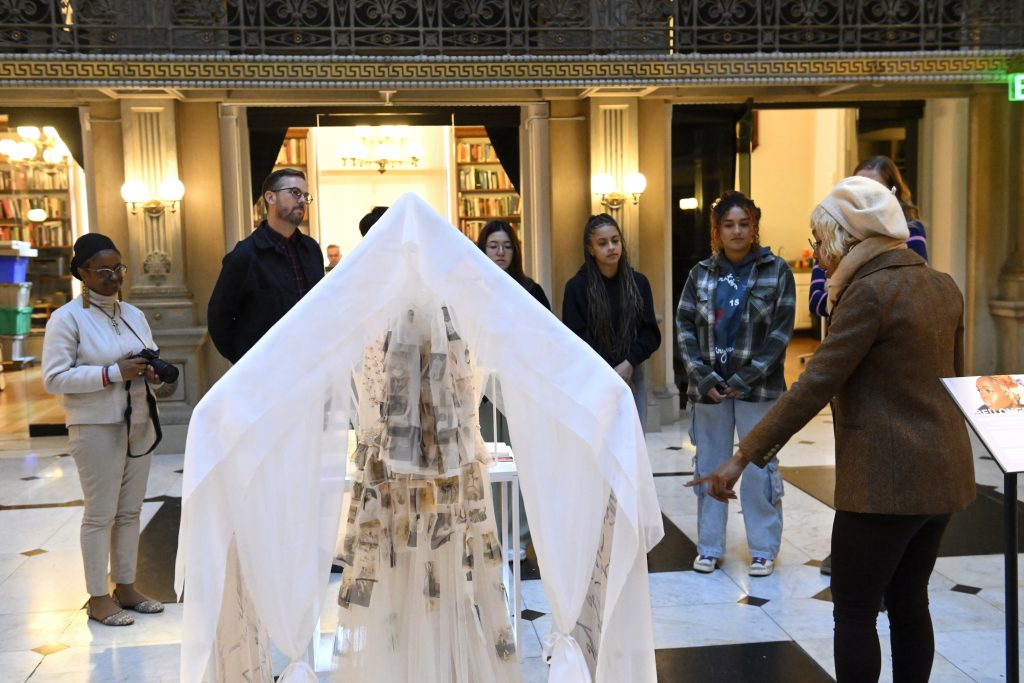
left=207, top=169, right=324, bottom=363
left=562, top=213, right=661, bottom=427
left=359, top=206, right=388, bottom=237
left=476, top=220, right=550, bottom=310
left=475, top=219, right=548, bottom=560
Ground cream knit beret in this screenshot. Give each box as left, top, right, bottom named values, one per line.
left=816, top=176, right=909, bottom=242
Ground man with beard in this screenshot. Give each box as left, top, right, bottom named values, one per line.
left=208, top=169, right=324, bottom=363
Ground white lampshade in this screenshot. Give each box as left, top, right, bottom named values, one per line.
left=13, top=141, right=37, bottom=160
left=42, top=126, right=59, bottom=140
left=120, top=181, right=148, bottom=204
left=0, top=139, right=16, bottom=157
left=354, top=126, right=372, bottom=140
left=27, top=208, right=47, bottom=222
left=405, top=140, right=425, bottom=161
left=42, top=147, right=63, bottom=164
left=16, top=126, right=40, bottom=141
left=624, top=172, right=647, bottom=195
left=158, top=177, right=185, bottom=202
left=591, top=173, right=615, bottom=195
left=678, top=197, right=699, bottom=210
left=377, top=143, right=401, bottom=162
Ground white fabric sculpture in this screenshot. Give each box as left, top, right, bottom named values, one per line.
left=175, top=193, right=664, bottom=683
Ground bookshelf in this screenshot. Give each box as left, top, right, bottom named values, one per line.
left=255, top=128, right=316, bottom=236
left=0, top=158, right=75, bottom=322
left=453, top=127, right=521, bottom=242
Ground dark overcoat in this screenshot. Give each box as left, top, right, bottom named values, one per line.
left=739, top=248, right=975, bottom=515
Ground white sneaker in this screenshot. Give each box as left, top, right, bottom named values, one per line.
left=749, top=557, right=775, bottom=577
left=692, top=555, right=718, bottom=573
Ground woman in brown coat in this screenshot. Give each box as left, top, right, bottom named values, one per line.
left=690, top=176, right=975, bottom=683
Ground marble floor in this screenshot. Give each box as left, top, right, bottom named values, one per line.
left=0, top=412, right=1022, bottom=682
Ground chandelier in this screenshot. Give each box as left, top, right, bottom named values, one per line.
left=0, top=126, right=71, bottom=169
left=336, top=126, right=424, bottom=174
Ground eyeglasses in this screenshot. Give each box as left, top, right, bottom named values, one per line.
left=274, top=187, right=314, bottom=203
left=808, top=238, right=822, bottom=251
left=85, top=264, right=128, bottom=280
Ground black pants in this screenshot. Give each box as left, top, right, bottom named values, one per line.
left=831, top=511, right=951, bottom=683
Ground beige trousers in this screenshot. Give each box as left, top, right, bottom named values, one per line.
left=69, top=421, right=155, bottom=596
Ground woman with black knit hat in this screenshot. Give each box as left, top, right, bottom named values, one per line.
left=562, top=213, right=661, bottom=426
left=42, top=233, right=165, bottom=626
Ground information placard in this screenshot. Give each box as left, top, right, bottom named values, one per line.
left=942, top=374, right=1024, bottom=474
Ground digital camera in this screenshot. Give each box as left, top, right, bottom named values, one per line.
left=135, top=348, right=179, bottom=384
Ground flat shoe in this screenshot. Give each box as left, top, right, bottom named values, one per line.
left=113, top=594, right=165, bottom=614
left=86, top=603, right=134, bottom=626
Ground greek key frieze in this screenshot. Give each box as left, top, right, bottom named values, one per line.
left=0, top=54, right=1012, bottom=87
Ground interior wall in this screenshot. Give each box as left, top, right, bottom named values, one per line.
left=548, top=100, right=590, bottom=317
left=178, top=101, right=227, bottom=390
left=750, top=109, right=850, bottom=265
left=313, top=126, right=452, bottom=260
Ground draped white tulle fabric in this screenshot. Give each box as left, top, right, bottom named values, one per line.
left=175, top=193, right=664, bottom=683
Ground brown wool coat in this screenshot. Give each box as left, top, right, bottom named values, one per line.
left=738, top=249, right=976, bottom=515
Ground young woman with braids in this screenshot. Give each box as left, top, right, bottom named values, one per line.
left=676, top=191, right=795, bottom=577
left=562, top=213, right=661, bottom=427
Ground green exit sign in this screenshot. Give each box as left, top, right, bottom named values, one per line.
left=1012, top=74, right=1024, bottom=102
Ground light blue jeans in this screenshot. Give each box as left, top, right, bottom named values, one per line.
left=690, top=398, right=784, bottom=560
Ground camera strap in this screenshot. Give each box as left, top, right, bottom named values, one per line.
left=124, top=380, right=162, bottom=458
left=118, top=316, right=163, bottom=458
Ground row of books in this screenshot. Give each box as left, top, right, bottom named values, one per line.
left=458, top=168, right=514, bottom=191
left=455, top=142, right=500, bottom=164
left=0, top=196, right=68, bottom=220
left=275, top=137, right=306, bottom=166
left=458, top=218, right=520, bottom=242
left=0, top=221, right=72, bottom=247
left=459, top=195, right=521, bottom=218
left=0, top=166, right=69, bottom=192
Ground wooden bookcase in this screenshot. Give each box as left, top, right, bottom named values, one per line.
left=453, top=126, right=520, bottom=242
left=0, top=158, right=75, bottom=324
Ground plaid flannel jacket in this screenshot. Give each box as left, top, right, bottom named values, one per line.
left=676, top=249, right=796, bottom=403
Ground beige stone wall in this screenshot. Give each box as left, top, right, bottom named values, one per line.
left=177, top=102, right=227, bottom=391
left=548, top=99, right=591, bottom=317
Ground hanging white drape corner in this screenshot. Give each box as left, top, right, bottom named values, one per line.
left=543, top=632, right=592, bottom=683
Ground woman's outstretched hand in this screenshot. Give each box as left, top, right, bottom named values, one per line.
left=686, top=451, right=747, bottom=502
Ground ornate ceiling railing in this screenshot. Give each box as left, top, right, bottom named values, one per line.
left=0, top=0, right=1020, bottom=56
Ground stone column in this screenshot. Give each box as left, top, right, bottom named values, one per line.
left=590, top=96, right=674, bottom=430
left=638, top=100, right=679, bottom=429
left=589, top=98, right=641, bottom=259
left=989, top=97, right=1024, bottom=372
left=121, top=99, right=208, bottom=452
left=218, top=104, right=253, bottom=251
left=520, top=103, right=553, bottom=296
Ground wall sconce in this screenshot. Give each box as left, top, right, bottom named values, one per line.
left=592, top=172, right=647, bottom=210
left=678, top=197, right=699, bottom=210
left=121, top=178, right=185, bottom=216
